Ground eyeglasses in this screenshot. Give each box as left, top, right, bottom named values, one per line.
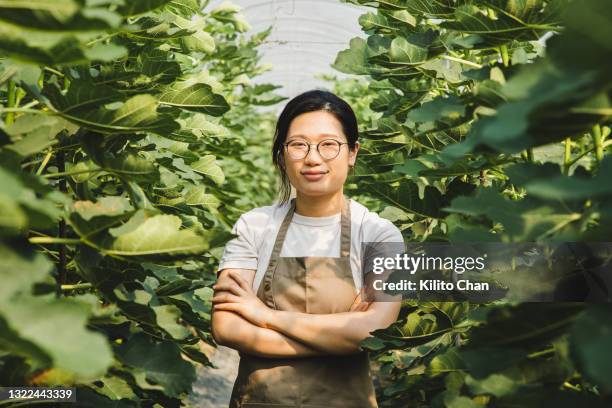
left=283, top=139, right=349, bottom=160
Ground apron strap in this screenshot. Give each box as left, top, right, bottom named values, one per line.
left=340, top=195, right=351, bottom=258
left=260, top=198, right=296, bottom=308
left=267, top=197, right=297, bottom=271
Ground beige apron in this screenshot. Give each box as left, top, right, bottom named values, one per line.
left=229, top=195, right=378, bottom=408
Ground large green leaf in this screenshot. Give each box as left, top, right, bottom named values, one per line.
left=101, top=212, right=210, bottom=258
left=332, top=37, right=371, bottom=75
left=570, top=305, right=612, bottom=393
left=158, top=83, right=229, bottom=115
left=0, top=29, right=127, bottom=66
left=443, top=2, right=564, bottom=46
left=43, top=82, right=179, bottom=134
left=0, top=296, right=113, bottom=378
left=389, top=36, right=428, bottom=65
left=505, top=158, right=612, bottom=200
left=116, top=332, right=196, bottom=398
left=117, top=0, right=172, bottom=16
left=190, top=155, right=225, bottom=185
left=5, top=113, right=78, bottom=157
left=0, top=0, right=121, bottom=31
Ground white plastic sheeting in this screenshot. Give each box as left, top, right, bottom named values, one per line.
left=208, top=0, right=367, bottom=105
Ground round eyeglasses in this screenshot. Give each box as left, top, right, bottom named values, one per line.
left=284, top=139, right=349, bottom=160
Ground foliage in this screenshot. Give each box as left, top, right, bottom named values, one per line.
left=0, top=0, right=283, bottom=406
left=332, top=0, right=611, bottom=406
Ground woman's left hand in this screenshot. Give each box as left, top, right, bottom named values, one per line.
left=212, top=270, right=273, bottom=328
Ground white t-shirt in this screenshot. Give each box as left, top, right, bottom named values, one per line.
left=218, top=198, right=404, bottom=293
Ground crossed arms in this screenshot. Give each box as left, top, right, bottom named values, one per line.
left=211, top=268, right=401, bottom=358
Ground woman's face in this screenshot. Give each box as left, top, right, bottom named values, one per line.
left=283, top=110, right=359, bottom=198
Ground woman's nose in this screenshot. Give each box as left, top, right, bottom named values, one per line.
left=304, top=146, right=323, bottom=163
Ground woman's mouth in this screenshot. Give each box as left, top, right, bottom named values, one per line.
left=301, top=171, right=328, bottom=182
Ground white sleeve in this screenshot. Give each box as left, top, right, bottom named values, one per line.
left=217, top=214, right=258, bottom=273
left=364, top=216, right=405, bottom=261
left=371, top=217, right=404, bottom=243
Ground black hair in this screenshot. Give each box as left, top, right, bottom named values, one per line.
left=272, top=89, right=359, bottom=205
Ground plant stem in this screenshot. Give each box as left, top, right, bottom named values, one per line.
left=441, top=55, right=483, bottom=69
left=36, top=151, right=53, bottom=175
left=56, top=151, right=68, bottom=298
left=38, top=70, right=44, bottom=89
left=0, top=107, right=52, bottom=115
left=29, top=237, right=81, bottom=245
left=5, top=79, right=16, bottom=124
left=521, top=148, right=534, bottom=162
left=527, top=347, right=555, bottom=359
left=61, top=283, right=93, bottom=291
left=42, top=168, right=102, bottom=178
left=499, top=44, right=510, bottom=67
left=21, top=100, right=39, bottom=109
left=563, top=137, right=571, bottom=175
left=44, top=66, right=65, bottom=77
left=591, top=124, right=603, bottom=166
left=563, top=381, right=581, bottom=392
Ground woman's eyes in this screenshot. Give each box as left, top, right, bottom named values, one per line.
left=288, top=140, right=339, bottom=146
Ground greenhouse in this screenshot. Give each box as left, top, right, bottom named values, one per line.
left=0, top=0, right=611, bottom=407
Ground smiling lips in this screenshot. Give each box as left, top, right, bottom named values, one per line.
left=301, top=170, right=328, bottom=181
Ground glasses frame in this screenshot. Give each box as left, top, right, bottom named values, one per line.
left=283, top=139, right=349, bottom=160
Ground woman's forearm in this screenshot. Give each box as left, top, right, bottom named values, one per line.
left=265, top=310, right=373, bottom=354
left=264, top=302, right=401, bottom=355
left=212, top=309, right=326, bottom=358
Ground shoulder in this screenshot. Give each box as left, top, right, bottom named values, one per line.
left=239, top=200, right=290, bottom=226
left=235, top=200, right=291, bottom=241
left=350, top=198, right=404, bottom=243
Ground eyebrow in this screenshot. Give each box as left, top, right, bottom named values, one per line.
left=287, top=133, right=342, bottom=140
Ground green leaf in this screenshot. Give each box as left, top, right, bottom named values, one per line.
left=570, top=305, right=612, bottom=393
left=183, top=185, right=221, bottom=210
left=467, top=303, right=584, bottom=350
left=389, top=36, right=428, bottom=65
left=153, top=305, right=190, bottom=340
left=159, top=83, right=229, bottom=115
left=117, top=0, right=172, bottom=16
left=103, top=152, right=158, bottom=182
left=426, top=347, right=466, bottom=377
left=332, top=37, right=370, bottom=75
left=43, top=82, right=179, bottom=135
left=0, top=242, right=52, bottom=300
left=181, top=30, right=216, bottom=53
left=505, top=158, right=612, bottom=200
left=443, top=2, right=564, bottom=47
left=71, top=197, right=133, bottom=222
left=445, top=187, right=585, bottom=241
left=87, top=375, right=137, bottom=400
left=117, top=332, right=196, bottom=398
left=190, top=155, right=225, bottom=185
left=408, top=96, right=465, bottom=124
left=103, top=212, right=210, bottom=258
left=0, top=296, right=113, bottom=378
left=5, top=114, right=74, bottom=157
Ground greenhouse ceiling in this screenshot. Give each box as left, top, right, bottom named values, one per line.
left=208, top=0, right=367, bottom=106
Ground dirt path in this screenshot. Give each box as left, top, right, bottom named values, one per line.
left=187, top=345, right=239, bottom=408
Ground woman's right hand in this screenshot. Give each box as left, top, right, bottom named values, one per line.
left=349, top=292, right=372, bottom=312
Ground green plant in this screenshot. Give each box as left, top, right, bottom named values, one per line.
left=0, top=0, right=283, bottom=406
left=331, top=0, right=611, bottom=406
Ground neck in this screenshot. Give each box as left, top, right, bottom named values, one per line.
left=294, top=190, right=345, bottom=217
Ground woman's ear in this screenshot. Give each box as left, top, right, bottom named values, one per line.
left=349, top=141, right=360, bottom=167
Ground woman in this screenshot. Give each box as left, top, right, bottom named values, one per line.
left=211, top=90, right=403, bottom=407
